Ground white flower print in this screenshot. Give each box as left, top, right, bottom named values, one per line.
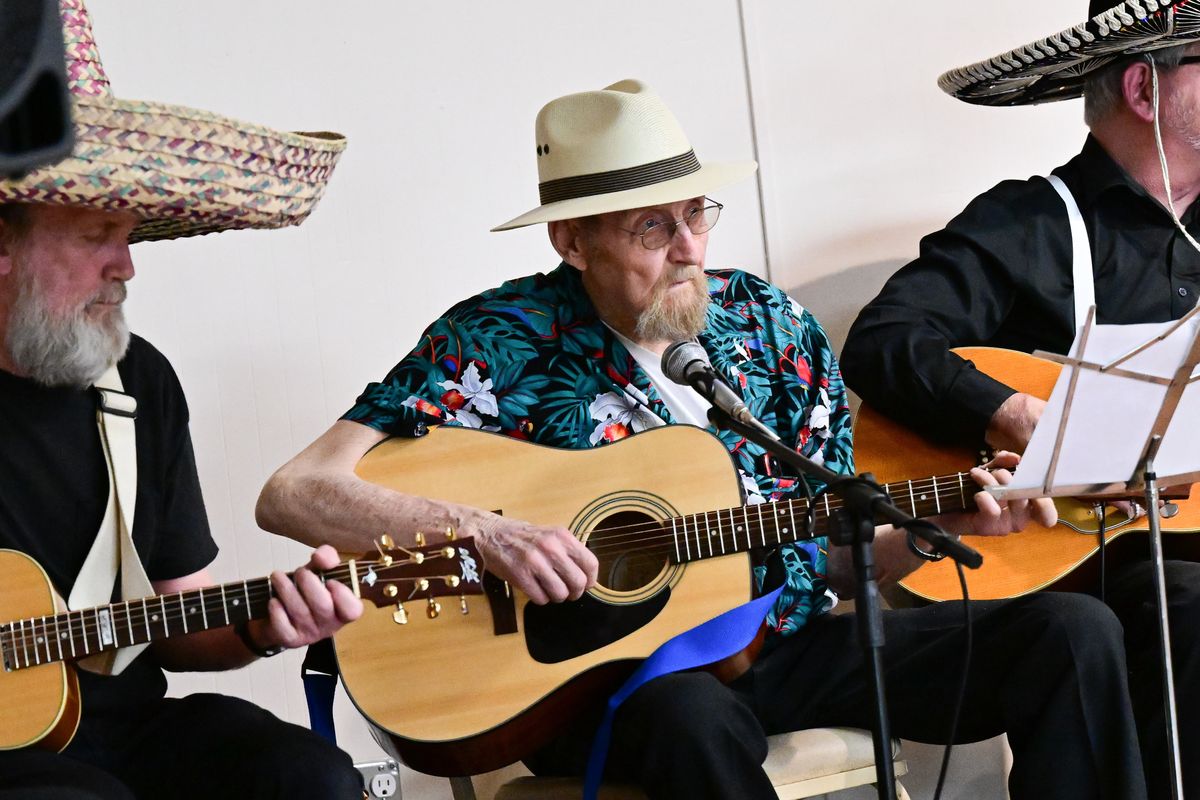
left=739, top=470, right=766, bottom=505
left=808, top=387, right=831, bottom=437
left=449, top=407, right=500, bottom=432
left=439, top=361, right=499, bottom=417
left=587, top=389, right=662, bottom=445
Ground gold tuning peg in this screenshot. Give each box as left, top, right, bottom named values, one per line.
left=459, top=595, right=469, bottom=615
left=384, top=584, right=399, bottom=599
left=417, top=578, right=430, bottom=592
left=415, top=532, right=426, bottom=547
left=392, top=603, right=408, bottom=625
left=427, top=597, right=442, bottom=619
left=446, top=526, right=456, bottom=541
left=375, top=536, right=394, bottom=566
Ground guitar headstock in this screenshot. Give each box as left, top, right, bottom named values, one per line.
left=354, top=531, right=484, bottom=622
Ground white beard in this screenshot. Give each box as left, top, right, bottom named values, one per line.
left=6, top=265, right=130, bottom=388
left=634, top=266, right=710, bottom=343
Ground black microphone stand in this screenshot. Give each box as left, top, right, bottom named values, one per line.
left=706, top=406, right=982, bottom=800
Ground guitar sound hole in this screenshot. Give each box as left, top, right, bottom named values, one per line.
left=588, top=511, right=671, bottom=593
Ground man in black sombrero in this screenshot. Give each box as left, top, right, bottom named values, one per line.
left=261, top=77, right=1146, bottom=799
left=842, top=1, right=1200, bottom=796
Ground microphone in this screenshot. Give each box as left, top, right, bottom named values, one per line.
left=661, top=341, right=780, bottom=441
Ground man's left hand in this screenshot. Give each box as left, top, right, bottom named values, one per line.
left=247, top=544, right=364, bottom=653
left=933, top=451, right=1058, bottom=537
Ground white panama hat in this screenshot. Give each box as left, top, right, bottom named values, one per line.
left=492, top=79, right=756, bottom=231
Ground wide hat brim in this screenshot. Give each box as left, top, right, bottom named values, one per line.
left=939, top=0, right=1200, bottom=106
left=0, top=96, right=346, bottom=243
left=492, top=159, right=757, bottom=231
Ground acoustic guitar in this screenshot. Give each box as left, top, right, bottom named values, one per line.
left=854, top=346, right=1200, bottom=603
left=335, top=423, right=988, bottom=777
left=0, top=538, right=482, bottom=752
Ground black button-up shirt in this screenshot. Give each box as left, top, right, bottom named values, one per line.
left=841, top=136, right=1200, bottom=444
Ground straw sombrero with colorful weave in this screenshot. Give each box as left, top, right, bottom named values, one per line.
left=0, top=0, right=345, bottom=243
left=939, top=0, right=1200, bottom=106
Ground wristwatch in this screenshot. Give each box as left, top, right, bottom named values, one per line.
left=235, top=620, right=285, bottom=658
left=906, top=529, right=947, bottom=562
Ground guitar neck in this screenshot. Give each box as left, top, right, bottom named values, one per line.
left=671, top=470, right=976, bottom=563
left=0, top=563, right=356, bottom=672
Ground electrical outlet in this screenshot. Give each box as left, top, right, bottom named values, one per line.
left=356, top=759, right=400, bottom=799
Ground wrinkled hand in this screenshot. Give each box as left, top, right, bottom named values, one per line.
left=932, top=451, right=1057, bottom=538
left=256, top=545, right=364, bottom=651
left=476, top=517, right=598, bottom=605
left=985, top=392, right=1046, bottom=454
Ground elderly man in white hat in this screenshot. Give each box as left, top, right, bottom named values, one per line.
left=259, top=79, right=1144, bottom=798
left=843, top=2, right=1200, bottom=795
left=0, top=2, right=363, bottom=799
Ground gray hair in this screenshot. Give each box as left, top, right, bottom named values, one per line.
left=1083, top=44, right=1192, bottom=127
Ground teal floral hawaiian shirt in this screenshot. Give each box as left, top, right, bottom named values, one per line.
left=344, top=263, right=854, bottom=637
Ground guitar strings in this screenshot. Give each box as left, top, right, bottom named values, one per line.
left=4, top=471, right=979, bottom=661
left=580, top=471, right=976, bottom=558
left=5, top=553, right=482, bottom=659
left=3, top=564, right=374, bottom=662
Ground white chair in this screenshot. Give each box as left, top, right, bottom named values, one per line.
left=448, top=727, right=909, bottom=800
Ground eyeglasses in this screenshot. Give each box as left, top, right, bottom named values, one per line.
left=1177, top=56, right=1200, bottom=67
left=617, top=200, right=723, bottom=250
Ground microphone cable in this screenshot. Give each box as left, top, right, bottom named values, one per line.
left=933, top=559, right=973, bottom=800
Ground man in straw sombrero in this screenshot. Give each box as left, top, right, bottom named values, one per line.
left=0, top=2, right=365, bottom=798
left=843, top=0, right=1200, bottom=795
left=259, top=78, right=1145, bottom=797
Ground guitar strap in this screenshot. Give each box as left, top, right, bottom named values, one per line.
left=68, top=363, right=154, bottom=675
left=1044, top=174, right=1096, bottom=331
left=584, top=586, right=784, bottom=800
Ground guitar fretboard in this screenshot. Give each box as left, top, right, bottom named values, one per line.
left=667, top=471, right=975, bottom=563
left=0, top=560, right=365, bottom=673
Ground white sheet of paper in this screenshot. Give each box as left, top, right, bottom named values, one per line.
left=989, top=318, right=1200, bottom=500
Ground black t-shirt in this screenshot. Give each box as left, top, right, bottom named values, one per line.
left=0, top=334, right=218, bottom=716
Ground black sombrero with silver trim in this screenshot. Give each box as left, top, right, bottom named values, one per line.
left=940, top=0, right=1200, bottom=106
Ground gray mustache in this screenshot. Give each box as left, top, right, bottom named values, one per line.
left=92, top=282, right=127, bottom=305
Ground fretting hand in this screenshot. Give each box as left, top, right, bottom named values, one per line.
left=932, top=451, right=1057, bottom=538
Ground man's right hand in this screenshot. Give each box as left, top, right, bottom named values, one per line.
left=985, top=391, right=1046, bottom=453
left=474, top=516, right=599, bottom=605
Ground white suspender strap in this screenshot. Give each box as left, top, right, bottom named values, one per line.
left=69, top=363, right=154, bottom=674
left=1045, top=174, right=1096, bottom=332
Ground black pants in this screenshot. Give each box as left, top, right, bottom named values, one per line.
left=1106, top=559, right=1200, bottom=800
left=528, top=591, right=1145, bottom=800
left=0, top=693, right=362, bottom=800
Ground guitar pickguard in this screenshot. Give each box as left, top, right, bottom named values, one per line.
left=524, top=588, right=670, bottom=664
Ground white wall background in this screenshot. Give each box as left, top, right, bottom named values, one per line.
left=82, top=1, right=1090, bottom=797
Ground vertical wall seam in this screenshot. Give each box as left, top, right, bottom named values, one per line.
left=736, top=0, right=773, bottom=282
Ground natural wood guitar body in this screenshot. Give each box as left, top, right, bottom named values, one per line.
left=854, top=347, right=1200, bottom=602
left=337, top=425, right=748, bottom=776
left=0, top=550, right=80, bottom=752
